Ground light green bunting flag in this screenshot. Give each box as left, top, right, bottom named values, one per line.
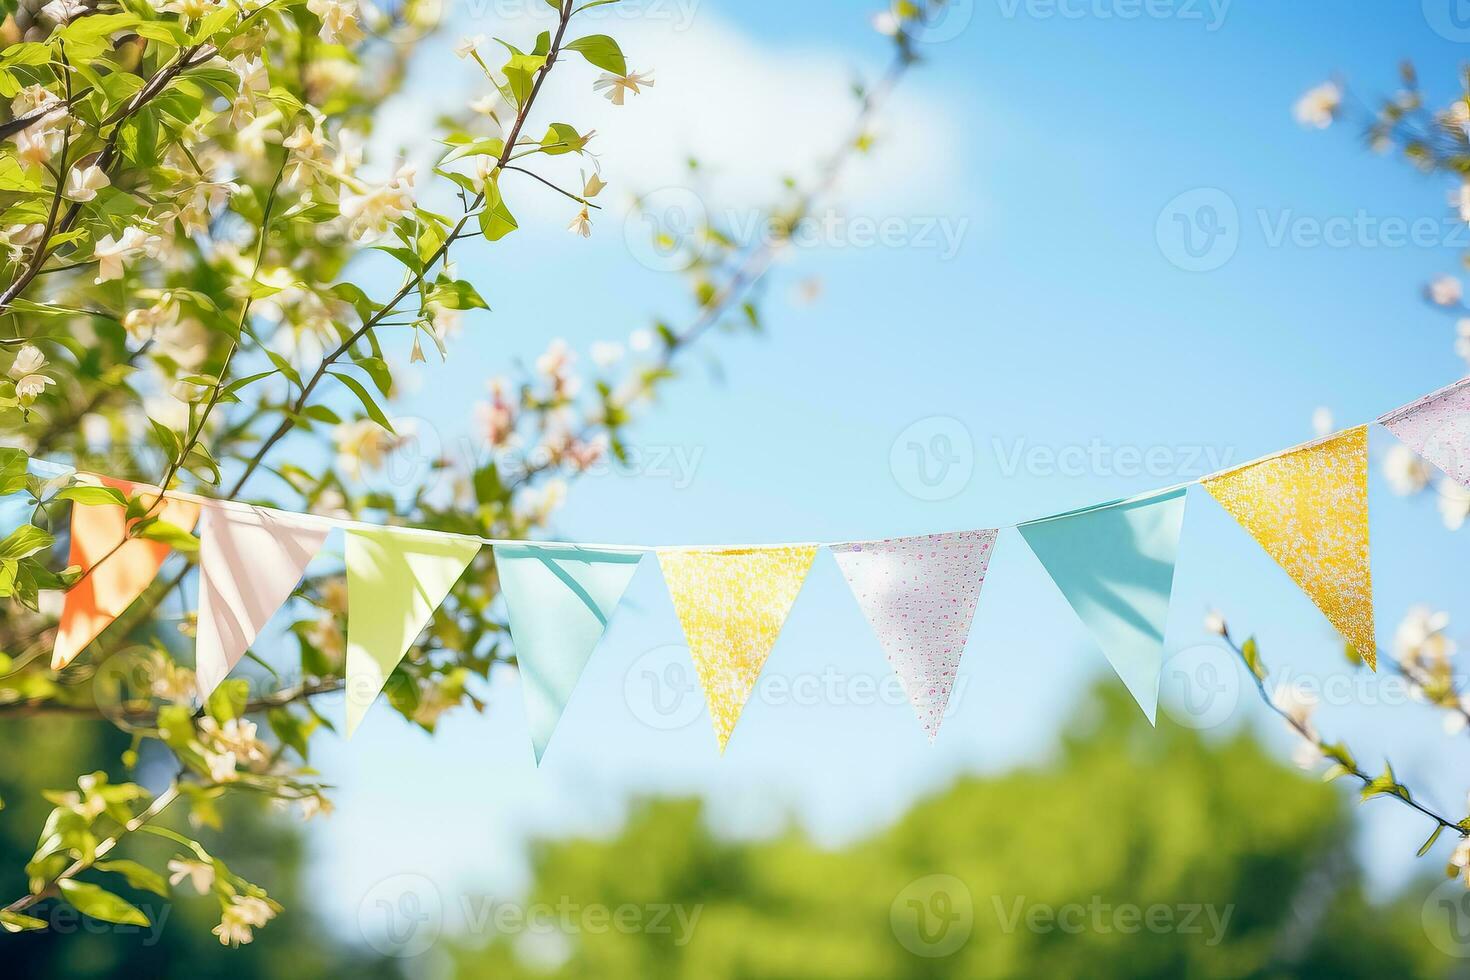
left=345, top=526, right=481, bottom=736
left=494, top=544, right=643, bottom=763
left=1018, top=486, right=1189, bottom=724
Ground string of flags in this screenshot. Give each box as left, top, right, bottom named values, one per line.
left=9, top=378, right=1470, bottom=759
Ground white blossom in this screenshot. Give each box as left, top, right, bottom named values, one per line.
left=1430, top=275, right=1463, bottom=307
left=63, top=164, right=109, bottom=202
left=168, top=858, right=216, bottom=895
left=593, top=69, right=654, bottom=107
left=567, top=205, right=592, bottom=238
left=92, top=227, right=156, bottom=283
left=306, top=0, right=364, bottom=45
left=1439, top=478, right=1470, bottom=530
left=1383, top=443, right=1431, bottom=496
left=1293, top=82, right=1340, bottom=129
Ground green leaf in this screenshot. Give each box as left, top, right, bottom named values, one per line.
left=478, top=179, right=517, bottom=242
left=540, top=122, right=588, bottom=155
left=566, top=34, right=627, bottom=75
left=329, top=371, right=396, bottom=433
left=132, top=519, right=198, bottom=553
left=0, top=909, right=47, bottom=932
left=1419, top=824, right=1446, bottom=858
left=427, top=279, right=489, bottom=311
left=206, top=678, right=248, bottom=722
left=264, top=348, right=304, bottom=389
left=440, top=137, right=505, bottom=166
left=0, top=524, right=52, bottom=561
left=53, top=485, right=129, bottom=507
left=1361, top=762, right=1410, bottom=802
left=0, top=447, right=26, bottom=495
left=500, top=49, right=548, bottom=107
left=95, top=859, right=168, bottom=897
left=57, top=879, right=150, bottom=927
left=1239, top=636, right=1265, bottom=681
left=268, top=707, right=318, bottom=759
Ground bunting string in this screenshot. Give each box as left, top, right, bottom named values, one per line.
left=14, top=379, right=1467, bottom=756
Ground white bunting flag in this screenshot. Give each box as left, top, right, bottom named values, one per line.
left=196, top=504, right=330, bottom=700
left=830, top=531, right=997, bottom=740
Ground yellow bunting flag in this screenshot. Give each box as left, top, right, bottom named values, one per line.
left=657, top=546, right=818, bottom=752
left=1203, top=426, right=1376, bottom=668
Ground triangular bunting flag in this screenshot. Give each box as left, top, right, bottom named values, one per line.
left=195, top=504, right=331, bottom=701
left=53, top=478, right=201, bottom=671
left=657, top=546, right=817, bottom=752
left=1019, top=487, right=1189, bottom=723
left=1203, top=426, right=1376, bottom=668
left=829, top=530, right=997, bottom=740
left=1379, top=378, right=1470, bottom=490
left=494, top=543, right=642, bottom=763
left=344, top=526, right=480, bottom=736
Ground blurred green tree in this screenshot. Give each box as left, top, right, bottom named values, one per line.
left=448, top=687, right=1449, bottom=979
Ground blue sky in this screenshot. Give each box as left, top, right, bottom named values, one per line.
left=293, top=0, right=1470, bottom=950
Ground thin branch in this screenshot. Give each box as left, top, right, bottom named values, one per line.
left=1223, top=626, right=1465, bottom=836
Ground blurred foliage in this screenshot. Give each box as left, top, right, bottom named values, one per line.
left=449, top=687, right=1455, bottom=979
left=0, top=713, right=398, bottom=977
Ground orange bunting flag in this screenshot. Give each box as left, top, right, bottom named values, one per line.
left=52, top=478, right=200, bottom=670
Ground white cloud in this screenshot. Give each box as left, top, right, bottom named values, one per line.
left=373, top=9, right=961, bottom=221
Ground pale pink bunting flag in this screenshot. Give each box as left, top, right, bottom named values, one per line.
left=829, top=530, right=998, bottom=740
left=1379, top=377, right=1470, bottom=490
left=196, top=504, right=330, bottom=700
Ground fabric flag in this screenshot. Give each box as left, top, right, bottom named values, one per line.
left=345, top=526, right=481, bottom=736
left=1379, top=378, right=1470, bottom=490
left=1203, top=426, right=1376, bottom=668
left=495, top=544, right=643, bottom=762
left=195, top=504, right=331, bottom=701
left=0, top=457, right=74, bottom=539
left=657, top=546, right=817, bottom=752
left=53, top=477, right=201, bottom=670
left=1019, top=487, right=1189, bottom=723
left=829, top=530, right=998, bottom=740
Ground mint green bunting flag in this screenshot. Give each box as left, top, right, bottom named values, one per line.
left=345, top=526, right=481, bottom=736
left=494, top=544, right=643, bottom=763
left=1018, top=486, right=1189, bottom=724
